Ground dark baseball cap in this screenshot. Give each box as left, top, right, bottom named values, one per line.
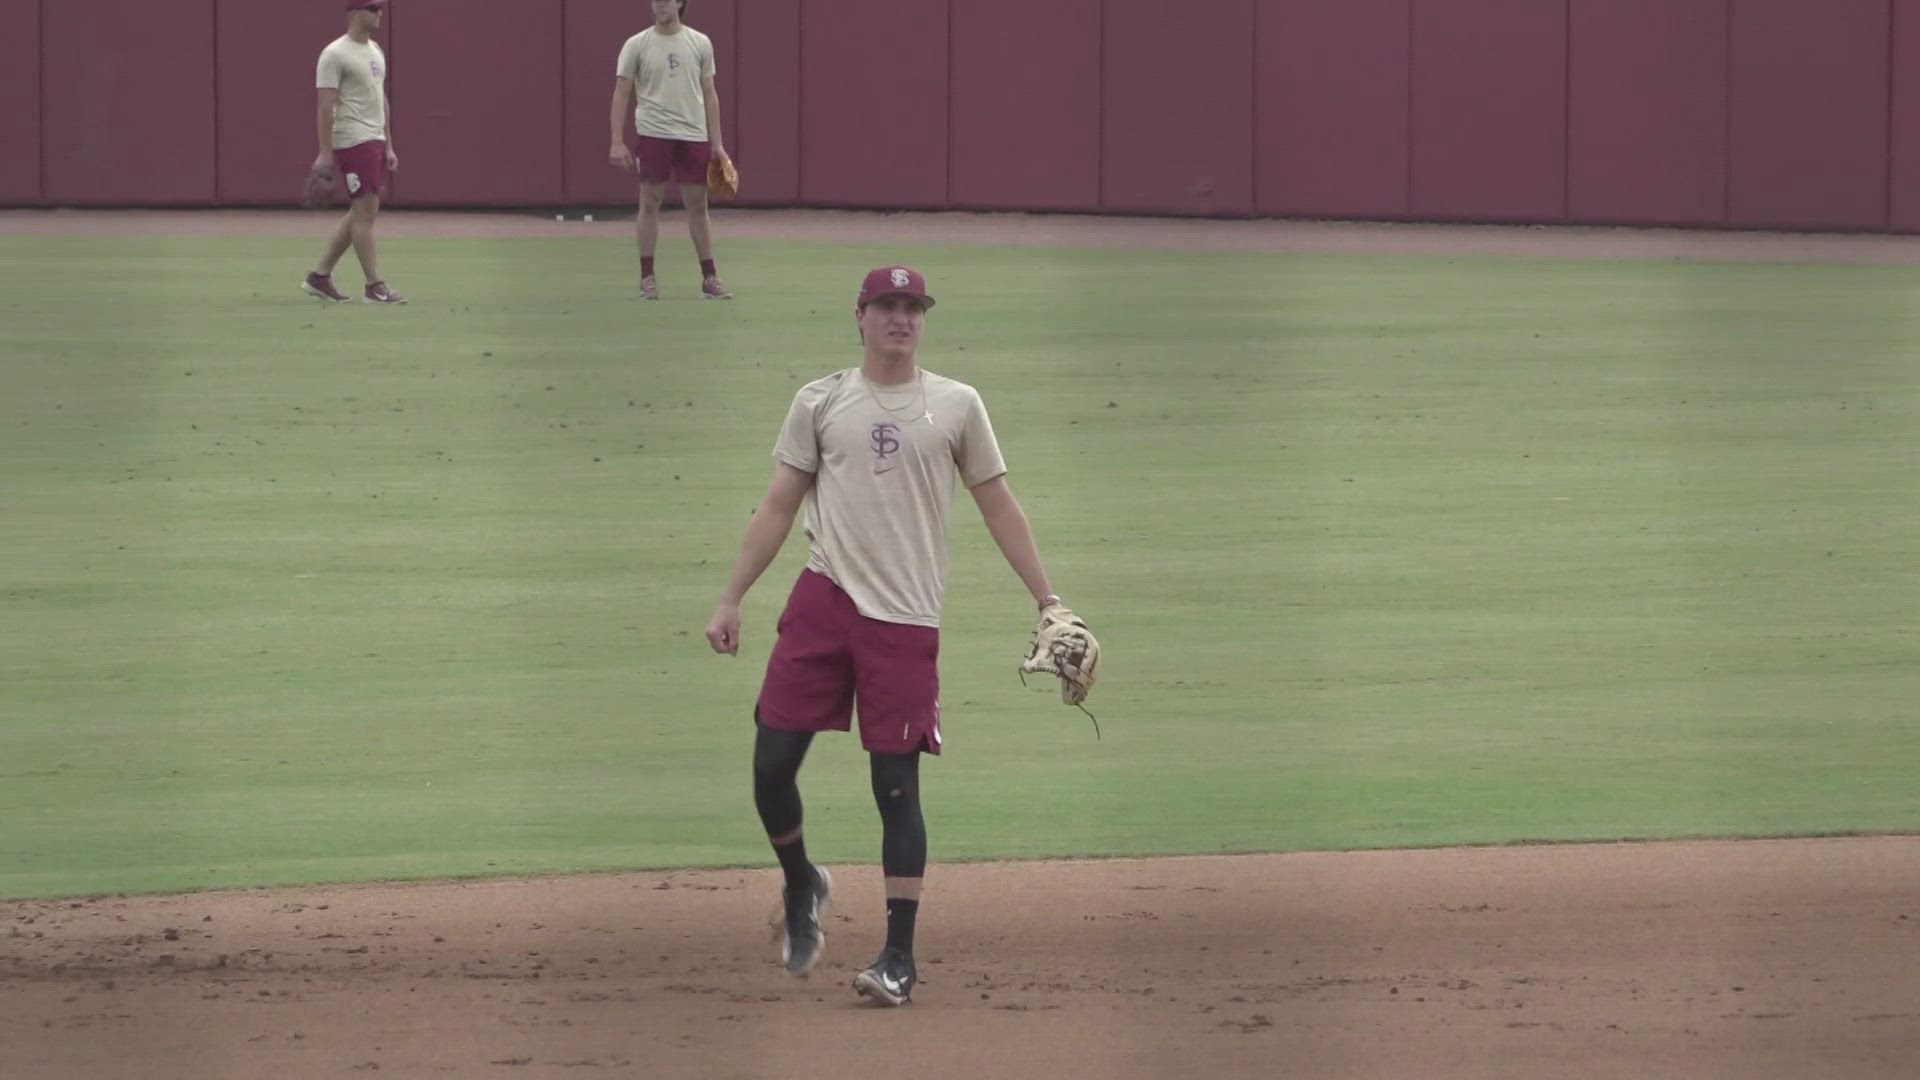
left=346, top=0, right=386, bottom=11
left=857, top=265, right=935, bottom=310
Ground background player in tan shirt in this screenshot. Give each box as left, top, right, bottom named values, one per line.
left=607, top=0, right=732, bottom=300
left=705, top=266, right=1075, bottom=1006
left=302, top=0, right=405, bottom=305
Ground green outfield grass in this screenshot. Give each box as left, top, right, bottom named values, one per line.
left=2, top=227, right=1917, bottom=900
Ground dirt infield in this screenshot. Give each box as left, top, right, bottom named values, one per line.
left=5, top=208, right=1917, bottom=1077
left=4, top=839, right=1917, bottom=1080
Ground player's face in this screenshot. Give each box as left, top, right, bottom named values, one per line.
left=651, top=0, right=680, bottom=27
left=857, top=295, right=927, bottom=356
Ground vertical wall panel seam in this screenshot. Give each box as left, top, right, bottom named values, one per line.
left=388, top=4, right=397, bottom=204
left=1406, top=0, right=1416, bottom=215
left=1728, top=0, right=1743, bottom=221
left=1886, top=0, right=1897, bottom=228
left=735, top=1, right=742, bottom=191
left=1561, top=0, right=1571, bottom=220
left=796, top=0, right=805, bottom=201
left=731, top=0, right=741, bottom=192
left=211, top=0, right=219, bottom=201
left=1098, top=0, right=1107, bottom=209
left=1248, top=0, right=1258, bottom=215
left=946, top=0, right=953, bottom=208
left=39, top=0, right=47, bottom=202
left=559, top=0, right=567, bottom=206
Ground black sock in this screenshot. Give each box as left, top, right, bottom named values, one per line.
left=885, top=897, right=919, bottom=955
left=772, top=835, right=812, bottom=892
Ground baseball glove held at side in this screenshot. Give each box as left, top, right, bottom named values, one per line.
left=1019, top=602, right=1101, bottom=737
left=706, top=153, right=739, bottom=199
left=303, top=163, right=338, bottom=209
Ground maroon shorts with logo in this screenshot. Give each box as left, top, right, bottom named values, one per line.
left=756, top=570, right=943, bottom=756
left=334, top=140, right=387, bottom=201
left=633, top=135, right=713, bottom=187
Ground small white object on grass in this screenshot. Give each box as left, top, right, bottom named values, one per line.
left=554, top=213, right=564, bottom=221
left=584, top=213, right=595, bottom=223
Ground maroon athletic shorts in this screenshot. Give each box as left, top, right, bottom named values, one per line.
left=756, top=569, right=943, bottom=756
left=334, top=140, right=387, bottom=200
left=633, top=135, right=713, bottom=187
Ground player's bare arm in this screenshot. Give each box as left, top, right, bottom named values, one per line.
left=608, top=76, right=637, bottom=170
left=314, top=87, right=340, bottom=173
left=969, top=474, right=1057, bottom=608
left=707, top=461, right=817, bottom=655
left=700, top=74, right=727, bottom=161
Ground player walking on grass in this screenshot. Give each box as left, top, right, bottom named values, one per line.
left=705, top=266, right=1085, bottom=1006
left=608, top=0, right=732, bottom=301
left=302, top=0, right=406, bottom=305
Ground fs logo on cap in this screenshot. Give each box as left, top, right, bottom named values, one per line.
left=858, top=264, right=936, bottom=309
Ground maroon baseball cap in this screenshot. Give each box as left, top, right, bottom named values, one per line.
left=346, top=0, right=386, bottom=11
left=857, top=265, right=935, bottom=310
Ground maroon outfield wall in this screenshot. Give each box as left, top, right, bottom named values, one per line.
left=1566, top=0, right=1729, bottom=226
left=1728, top=0, right=1891, bottom=230
left=1896, top=0, right=1920, bottom=230
left=41, top=0, right=218, bottom=205
left=12, top=0, right=1920, bottom=231
left=1255, top=2, right=1412, bottom=221
left=0, top=0, right=41, bottom=203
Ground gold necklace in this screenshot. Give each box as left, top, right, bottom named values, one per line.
left=862, top=371, right=932, bottom=425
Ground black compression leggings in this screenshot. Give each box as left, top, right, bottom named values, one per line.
left=752, top=721, right=926, bottom=879
left=870, top=751, right=926, bottom=879
left=752, top=723, right=812, bottom=838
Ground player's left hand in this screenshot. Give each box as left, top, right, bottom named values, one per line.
left=385, top=146, right=400, bottom=171
left=1019, top=601, right=1101, bottom=737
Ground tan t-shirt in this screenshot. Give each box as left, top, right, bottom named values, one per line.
left=315, top=36, right=388, bottom=149
left=615, top=27, right=716, bottom=141
left=773, top=369, right=1009, bottom=628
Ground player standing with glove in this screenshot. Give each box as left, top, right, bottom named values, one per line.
left=703, top=265, right=1098, bottom=1006
left=302, top=0, right=405, bottom=305
left=607, top=0, right=733, bottom=300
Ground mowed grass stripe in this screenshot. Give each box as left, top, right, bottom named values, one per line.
left=1, top=234, right=1915, bottom=899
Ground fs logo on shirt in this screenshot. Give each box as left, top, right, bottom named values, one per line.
left=870, top=423, right=901, bottom=475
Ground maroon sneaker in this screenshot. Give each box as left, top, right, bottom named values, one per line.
left=302, top=272, right=350, bottom=302
left=364, top=281, right=408, bottom=305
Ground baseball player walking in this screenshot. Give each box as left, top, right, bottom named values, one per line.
left=608, top=0, right=733, bottom=300
left=705, top=266, right=1082, bottom=1006
left=302, top=0, right=405, bottom=305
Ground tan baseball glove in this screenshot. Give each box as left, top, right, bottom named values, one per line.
left=303, top=162, right=338, bottom=209
left=1019, top=602, right=1101, bottom=737
left=706, top=153, right=739, bottom=199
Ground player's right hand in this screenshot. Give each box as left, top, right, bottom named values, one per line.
left=609, top=143, right=636, bottom=172
left=706, top=602, right=741, bottom=655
